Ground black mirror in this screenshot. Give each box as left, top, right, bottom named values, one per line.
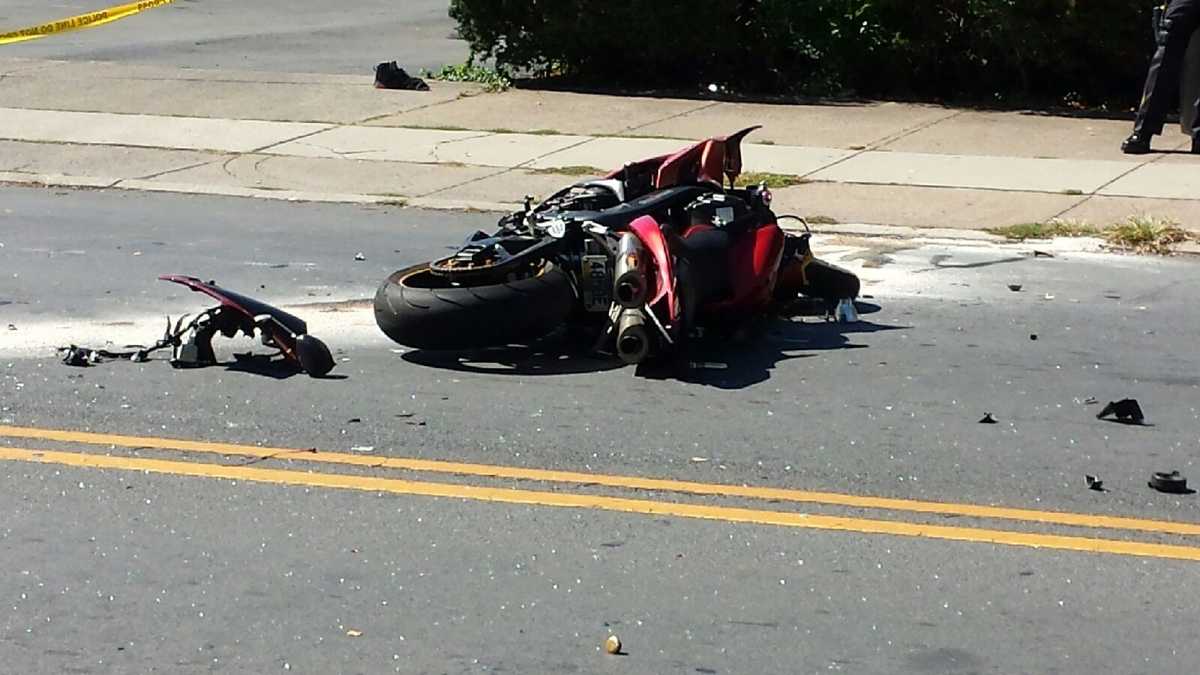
left=295, top=334, right=335, bottom=377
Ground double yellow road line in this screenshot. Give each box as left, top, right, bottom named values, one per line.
left=2, top=424, right=1199, bottom=562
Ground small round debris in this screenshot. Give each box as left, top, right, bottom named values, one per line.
left=1148, top=471, right=1191, bottom=494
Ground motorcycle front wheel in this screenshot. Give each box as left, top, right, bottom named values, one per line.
left=373, top=261, right=575, bottom=350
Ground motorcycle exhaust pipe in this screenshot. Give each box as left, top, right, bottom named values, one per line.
left=613, top=232, right=648, bottom=309
left=616, top=309, right=651, bottom=365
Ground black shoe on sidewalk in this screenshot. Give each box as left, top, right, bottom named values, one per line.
left=1121, top=133, right=1152, bottom=154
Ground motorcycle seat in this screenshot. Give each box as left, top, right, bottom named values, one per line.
left=588, top=185, right=714, bottom=229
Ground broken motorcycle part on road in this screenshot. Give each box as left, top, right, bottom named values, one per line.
left=57, top=276, right=335, bottom=377
left=979, top=413, right=998, bottom=424
left=1096, top=398, right=1145, bottom=424
left=1148, top=471, right=1192, bottom=495
left=1085, top=475, right=1105, bottom=491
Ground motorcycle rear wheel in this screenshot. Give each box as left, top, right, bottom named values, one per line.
left=374, top=261, right=575, bottom=350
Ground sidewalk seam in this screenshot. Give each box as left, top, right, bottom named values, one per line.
left=415, top=105, right=720, bottom=198
left=618, top=101, right=721, bottom=135
left=354, top=89, right=480, bottom=126
left=798, top=109, right=967, bottom=181
left=417, top=130, right=608, bottom=200
left=1051, top=149, right=1176, bottom=220
left=124, top=158, right=225, bottom=182
left=870, top=109, right=964, bottom=149
left=245, top=126, right=336, bottom=155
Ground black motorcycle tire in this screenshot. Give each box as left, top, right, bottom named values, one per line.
left=800, top=258, right=860, bottom=302
left=374, top=261, right=575, bottom=350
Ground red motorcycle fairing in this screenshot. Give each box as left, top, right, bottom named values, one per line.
left=628, top=215, right=680, bottom=324
left=687, top=222, right=786, bottom=316
left=159, top=274, right=308, bottom=364
left=604, top=126, right=761, bottom=192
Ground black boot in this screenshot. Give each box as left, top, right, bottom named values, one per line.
left=1121, top=132, right=1153, bottom=154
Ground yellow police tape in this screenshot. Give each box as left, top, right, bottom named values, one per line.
left=0, top=0, right=175, bottom=45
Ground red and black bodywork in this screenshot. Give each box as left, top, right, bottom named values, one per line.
left=373, top=127, right=859, bottom=365
left=160, top=275, right=335, bottom=377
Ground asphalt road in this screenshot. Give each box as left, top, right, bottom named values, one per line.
left=3, top=185, right=1200, bottom=674
left=1, top=0, right=469, bottom=74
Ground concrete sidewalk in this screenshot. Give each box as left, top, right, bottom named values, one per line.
left=2, top=56, right=1198, bottom=233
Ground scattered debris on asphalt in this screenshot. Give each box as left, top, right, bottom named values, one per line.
left=1148, top=471, right=1193, bottom=494
left=59, top=344, right=148, bottom=367
left=6, top=323, right=15, bottom=331
left=60, top=345, right=100, bottom=367
left=350, top=445, right=375, bottom=453
left=1043, top=293, right=1055, bottom=300
left=1096, top=398, right=1144, bottom=424
left=1033, top=250, right=1054, bottom=258
left=345, top=629, right=363, bottom=638
left=604, top=635, right=622, bottom=655
left=1007, top=284, right=1023, bottom=292
left=374, top=61, right=429, bottom=90
left=354, top=252, right=366, bottom=261
left=1029, top=333, right=1038, bottom=341
left=347, top=417, right=362, bottom=424
left=1085, top=475, right=1105, bottom=491
left=57, top=275, right=335, bottom=377
left=1084, top=396, right=1098, bottom=405
left=979, top=413, right=998, bottom=424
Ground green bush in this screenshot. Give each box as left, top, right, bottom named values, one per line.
left=449, top=0, right=1152, bottom=107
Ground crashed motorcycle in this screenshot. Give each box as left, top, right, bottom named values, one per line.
left=373, top=126, right=860, bottom=365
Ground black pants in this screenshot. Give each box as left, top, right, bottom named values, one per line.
left=1135, top=0, right=1200, bottom=137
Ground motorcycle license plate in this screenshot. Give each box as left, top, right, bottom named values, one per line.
left=580, top=254, right=611, bottom=312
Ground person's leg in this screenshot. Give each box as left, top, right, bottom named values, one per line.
left=1186, top=21, right=1200, bottom=149
left=1189, top=89, right=1200, bottom=151
left=1126, top=0, right=1200, bottom=152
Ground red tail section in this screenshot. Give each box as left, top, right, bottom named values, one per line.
left=628, top=215, right=679, bottom=323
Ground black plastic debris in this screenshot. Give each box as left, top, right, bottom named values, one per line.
left=1097, top=398, right=1145, bottom=424
left=1148, top=471, right=1193, bottom=494
left=59, top=344, right=144, bottom=367
left=374, top=62, right=430, bottom=91
left=1085, top=475, right=1105, bottom=491
left=1029, top=333, right=1038, bottom=341
left=60, top=345, right=97, bottom=367
left=1033, top=250, right=1055, bottom=258
left=59, top=276, right=335, bottom=378
left=979, top=413, right=998, bottom=424
left=1008, top=284, right=1023, bottom=292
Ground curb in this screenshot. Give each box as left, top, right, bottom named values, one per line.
left=2, top=170, right=1197, bottom=255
